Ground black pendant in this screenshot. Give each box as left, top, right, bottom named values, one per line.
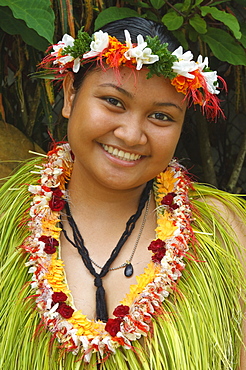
left=124, top=263, right=133, bottom=277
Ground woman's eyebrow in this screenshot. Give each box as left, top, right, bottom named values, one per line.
left=153, top=102, right=183, bottom=112
left=98, top=83, right=183, bottom=112
left=98, top=83, right=133, bottom=99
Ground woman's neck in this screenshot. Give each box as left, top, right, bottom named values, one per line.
left=67, top=164, right=147, bottom=220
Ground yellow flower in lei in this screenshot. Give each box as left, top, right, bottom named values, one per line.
left=155, top=168, right=177, bottom=202
left=121, top=262, right=161, bottom=306
left=155, top=212, right=178, bottom=240
left=41, top=218, right=61, bottom=239
left=44, top=253, right=70, bottom=294
left=68, top=311, right=105, bottom=337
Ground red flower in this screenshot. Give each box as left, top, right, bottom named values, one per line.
left=52, top=291, right=68, bottom=303
left=161, top=192, right=176, bottom=206
left=39, top=235, right=59, bottom=254
left=57, top=302, right=74, bottom=318
left=170, top=203, right=179, bottom=210
left=151, top=249, right=166, bottom=263
left=105, top=318, right=122, bottom=337
left=148, top=239, right=166, bottom=263
left=52, top=188, right=63, bottom=198
left=113, top=305, right=130, bottom=318
left=49, top=188, right=65, bottom=211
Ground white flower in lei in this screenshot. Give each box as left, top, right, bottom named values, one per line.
left=124, top=30, right=159, bottom=70
left=171, top=46, right=197, bottom=79
left=83, top=30, right=109, bottom=59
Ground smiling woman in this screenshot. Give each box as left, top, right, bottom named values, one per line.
left=0, top=16, right=245, bottom=370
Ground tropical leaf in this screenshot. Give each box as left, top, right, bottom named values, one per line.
left=239, top=22, right=246, bottom=48
left=149, top=0, right=165, bottom=10
left=201, top=28, right=246, bottom=66
left=162, top=12, right=184, bottom=31
left=200, top=6, right=241, bottom=39
left=0, top=6, right=48, bottom=51
left=189, top=14, right=207, bottom=34
left=94, top=7, right=140, bottom=31
left=181, top=0, right=191, bottom=12
left=0, top=0, right=55, bottom=43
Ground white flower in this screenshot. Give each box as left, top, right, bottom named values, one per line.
left=52, top=34, right=75, bottom=59
left=196, top=55, right=208, bottom=72
left=124, top=30, right=132, bottom=49
left=28, top=266, right=36, bottom=274
left=31, top=282, right=38, bottom=289
left=102, top=336, right=116, bottom=353
left=73, top=57, right=81, bottom=73
left=124, top=32, right=159, bottom=70
left=202, top=71, right=219, bottom=94
left=83, top=30, right=109, bottom=59
left=52, top=34, right=75, bottom=67
left=51, top=34, right=81, bottom=73
left=172, top=46, right=197, bottom=79
left=28, top=185, right=42, bottom=194
left=195, top=55, right=219, bottom=94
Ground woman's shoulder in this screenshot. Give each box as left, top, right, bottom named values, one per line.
left=190, top=182, right=246, bottom=275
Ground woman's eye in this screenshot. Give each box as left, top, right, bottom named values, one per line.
left=149, top=112, right=171, bottom=121
left=105, top=97, right=123, bottom=108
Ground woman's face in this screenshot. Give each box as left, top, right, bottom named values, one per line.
left=63, top=67, right=186, bottom=190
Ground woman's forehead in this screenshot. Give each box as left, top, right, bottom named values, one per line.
left=81, top=67, right=186, bottom=105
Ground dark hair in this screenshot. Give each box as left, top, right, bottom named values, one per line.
left=73, top=17, right=179, bottom=91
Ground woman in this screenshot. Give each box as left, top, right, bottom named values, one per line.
left=0, top=17, right=245, bottom=369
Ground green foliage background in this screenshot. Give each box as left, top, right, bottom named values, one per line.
left=0, top=0, right=245, bottom=192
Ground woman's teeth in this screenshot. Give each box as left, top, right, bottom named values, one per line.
left=101, top=144, right=141, bottom=161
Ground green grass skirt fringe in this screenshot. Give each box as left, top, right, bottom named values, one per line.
left=0, top=158, right=245, bottom=370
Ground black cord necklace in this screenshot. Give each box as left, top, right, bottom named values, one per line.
left=61, top=180, right=153, bottom=322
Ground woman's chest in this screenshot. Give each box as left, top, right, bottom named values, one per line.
left=60, top=215, right=156, bottom=320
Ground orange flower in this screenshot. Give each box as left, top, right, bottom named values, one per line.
left=171, top=70, right=203, bottom=95
left=103, top=37, right=130, bottom=67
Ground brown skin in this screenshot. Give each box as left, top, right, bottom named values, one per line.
left=61, top=67, right=245, bottom=368
left=61, top=67, right=186, bottom=318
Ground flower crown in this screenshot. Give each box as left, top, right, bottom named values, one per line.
left=40, top=28, right=226, bottom=120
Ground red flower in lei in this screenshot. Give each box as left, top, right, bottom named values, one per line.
left=49, top=187, right=66, bottom=211
left=52, top=291, right=68, bottom=303
left=113, top=305, right=130, bottom=318
left=39, top=235, right=59, bottom=254
left=148, top=239, right=167, bottom=263
left=105, top=318, right=123, bottom=337
left=161, top=192, right=179, bottom=210
left=57, top=302, right=74, bottom=319
left=105, top=305, right=130, bottom=336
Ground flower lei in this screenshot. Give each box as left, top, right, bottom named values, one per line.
left=23, top=144, right=195, bottom=363
left=40, top=28, right=226, bottom=120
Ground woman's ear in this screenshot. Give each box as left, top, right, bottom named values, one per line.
left=62, top=72, right=76, bottom=118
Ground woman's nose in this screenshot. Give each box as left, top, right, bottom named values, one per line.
left=113, top=115, right=147, bottom=147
